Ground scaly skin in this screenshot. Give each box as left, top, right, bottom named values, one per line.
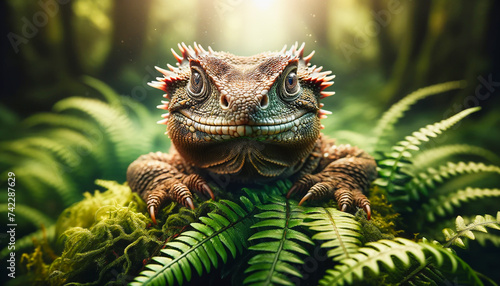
left=127, top=43, right=377, bottom=223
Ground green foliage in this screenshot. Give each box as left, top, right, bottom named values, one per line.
left=131, top=199, right=256, bottom=286
left=375, top=106, right=481, bottom=201
left=422, top=188, right=500, bottom=222
left=372, top=80, right=466, bottom=149
left=245, top=197, right=313, bottom=285
left=412, top=144, right=500, bottom=170
left=0, top=77, right=160, bottom=245
left=443, top=212, right=500, bottom=249
left=48, top=203, right=162, bottom=286
left=303, top=207, right=362, bottom=261
left=320, top=237, right=482, bottom=285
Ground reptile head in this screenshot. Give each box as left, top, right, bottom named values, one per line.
left=149, top=43, right=334, bottom=179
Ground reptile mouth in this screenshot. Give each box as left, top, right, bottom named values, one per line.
left=175, top=110, right=314, bottom=139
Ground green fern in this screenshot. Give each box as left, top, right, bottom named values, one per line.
left=406, top=162, right=500, bottom=201
left=375, top=107, right=481, bottom=201
left=372, top=80, right=466, bottom=148
left=412, top=144, right=500, bottom=170
left=244, top=196, right=313, bottom=286
left=81, top=76, right=125, bottom=109
left=303, top=207, right=362, bottom=261
left=131, top=198, right=256, bottom=286
left=53, top=97, right=148, bottom=168
left=421, top=188, right=500, bottom=222
left=8, top=163, right=80, bottom=206
left=443, top=212, right=500, bottom=249
left=319, top=237, right=482, bottom=285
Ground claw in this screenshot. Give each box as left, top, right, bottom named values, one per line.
left=149, top=205, right=157, bottom=225
left=363, top=204, right=371, bottom=220
left=185, top=197, right=195, bottom=210
left=286, top=185, right=298, bottom=199
left=340, top=204, right=348, bottom=212
left=298, top=192, right=312, bottom=206
left=202, top=184, right=215, bottom=200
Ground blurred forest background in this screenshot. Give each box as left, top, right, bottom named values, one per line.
left=1, top=0, right=500, bottom=282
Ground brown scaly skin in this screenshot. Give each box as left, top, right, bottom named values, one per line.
left=127, top=43, right=377, bottom=224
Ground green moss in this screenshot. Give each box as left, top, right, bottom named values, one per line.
left=55, top=180, right=146, bottom=239
left=20, top=181, right=162, bottom=285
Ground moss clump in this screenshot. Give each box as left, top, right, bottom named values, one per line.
left=20, top=180, right=163, bottom=285
left=55, top=180, right=146, bottom=239
left=48, top=203, right=163, bottom=285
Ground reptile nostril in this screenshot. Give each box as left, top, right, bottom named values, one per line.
left=220, top=93, right=230, bottom=109
left=260, top=93, right=269, bottom=109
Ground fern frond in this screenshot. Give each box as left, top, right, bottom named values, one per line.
left=242, top=180, right=291, bottom=206
left=244, top=196, right=313, bottom=286
left=53, top=97, right=148, bottom=167
left=0, top=141, right=60, bottom=167
left=443, top=212, right=500, bottom=249
left=319, top=237, right=482, bottom=285
left=407, top=162, right=500, bottom=200
left=81, top=76, right=124, bottom=109
left=45, top=129, right=109, bottom=174
left=373, top=80, right=466, bottom=147
left=421, top=188, right=500, bottom=222
left=375, top=107, right=481, bottom=200
left=412, top=144, right=500, bottom=170
left=23, top=113, right=99, bottom=134
left=303, top=207, right=362, bottom=261
left=16, top=137, right=82, bottom=171
left=131, top=199, right=255, bottom=286
left=8, top=163, right=80, bottom=206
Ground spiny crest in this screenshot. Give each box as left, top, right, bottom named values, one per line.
left=284, top=42, right=335, bottom=100
left=149, top=42, right=335, bottom=126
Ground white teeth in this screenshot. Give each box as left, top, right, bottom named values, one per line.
left=237, top=126, right=245, bottom=137
left=177, top=112, right=311, bottom=139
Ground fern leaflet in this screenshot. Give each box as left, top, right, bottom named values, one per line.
left=407, top=162, right=500, bottom=200
left=319, top=237, right=482, bottom=285
left=412, top=144, right=500, bottom=170
left=53, top=97, right=148, bottom=168
left=373, top=80, right=465, bottom=148
left=244, top=196, right=313, bottom=286
left=443, top=212, right=500, bottom=249
left=303, top=207, right=362, bottom=261
left=131, top=199, right=255, bottom=286
left=421, top=188, right=500, bottom=222
left=375, top=107, right=481, bottom=201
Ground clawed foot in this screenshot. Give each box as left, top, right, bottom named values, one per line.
left=146, top=174, right=214, bottom=224
left=287, top=174, right=371, bottom=220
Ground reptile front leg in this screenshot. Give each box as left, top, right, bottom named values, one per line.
left=288, top=142, right=377, bottom=219
left=126, top=151, right=214, bottom=224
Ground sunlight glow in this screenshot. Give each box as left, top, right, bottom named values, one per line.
left=251, top=0, right=274, bottom=10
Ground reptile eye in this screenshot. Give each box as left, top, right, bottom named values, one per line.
left=281, top=66, right=300, bottom=101
left=188, top=66, right=209, bottom=100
